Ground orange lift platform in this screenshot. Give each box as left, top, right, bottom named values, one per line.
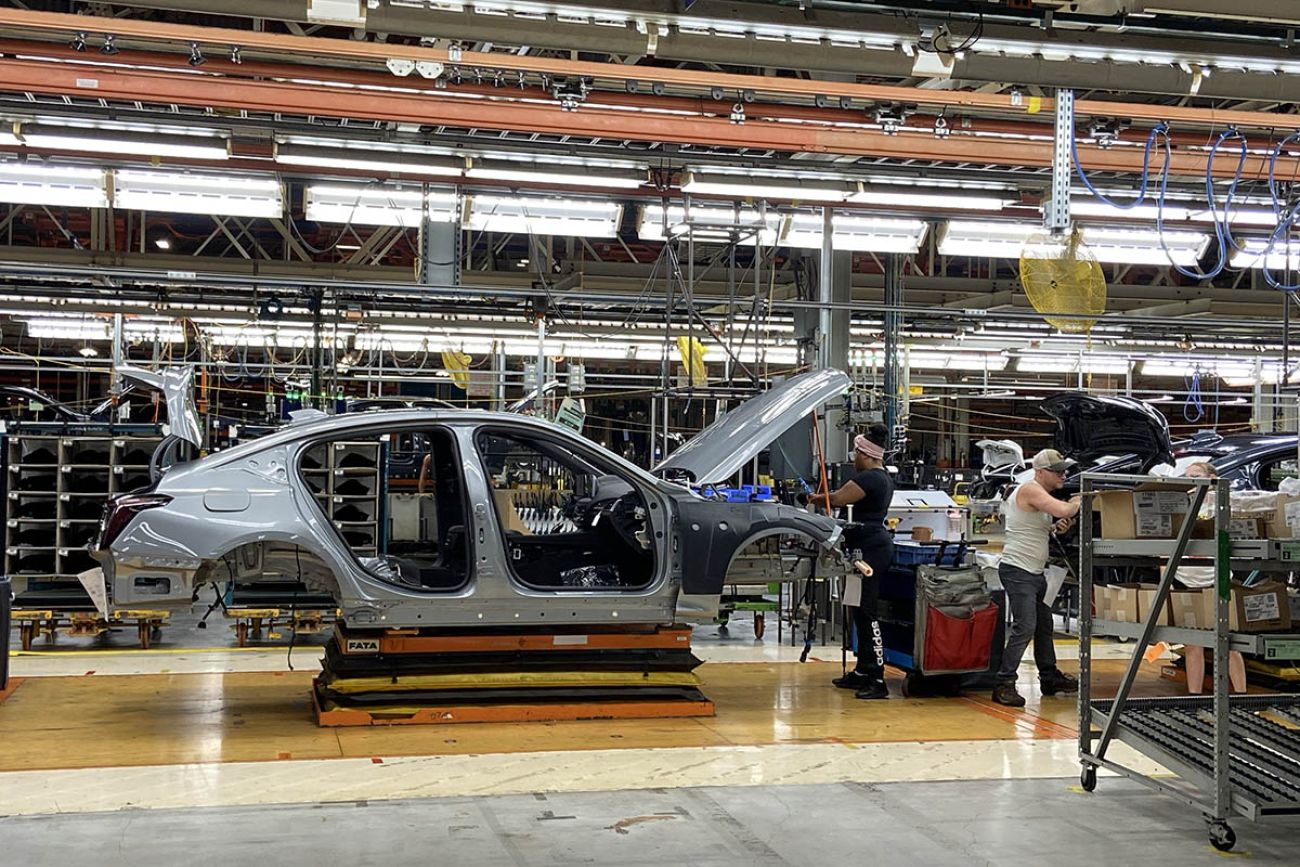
left=313, top=623, right=714, bottom=727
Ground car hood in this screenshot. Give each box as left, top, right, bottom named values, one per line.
left=1041, top=393, right=1172, bottom=471
left=652, top=367, right=850, bottom=484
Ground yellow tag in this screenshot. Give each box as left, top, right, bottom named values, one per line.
left=908, top=385, right=924, bottom=396
left=1027, top=95, right=1043, bottom=114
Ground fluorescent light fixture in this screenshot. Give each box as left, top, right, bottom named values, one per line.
left=1230, top=237, right=1300, bottom=271
left=1143, top=356, right=1296, bottom=386
left=939, top=221, right=1210, bottom=266
left=638, top=204, right=925, bottom=252
left=1016, top=355, right=1130, bottom=375
left=11, top=125, right=229, bottom=161
left=850, top=184, right=1011, bottom=212
left=0, top=161, right=109, bottom=208
left=909, top=351, right=1008, bottom=371
left=1077, top=226, right=1210, bottom=267
left=24, top=316, right=183, bottom=342
left=304, top=184, right=458, bottom=226
left=1070, top=197, right=1276, bottom=228
left=275, top=142, right=464, bottom=179
left=781, top=212, right=928, bottom=253
left=113, top=170, right=284, bottom=218
left=638, top=204, right=781, bottom=245
left=466, top=157, right=645, bottom=190
left=682, top=168, right=853, bottom=203
left=466, top=195, right=622, bottom=237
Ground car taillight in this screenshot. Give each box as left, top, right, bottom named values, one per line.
left=97, top=494, right=172, bottom=549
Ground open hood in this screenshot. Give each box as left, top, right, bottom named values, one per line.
left=652, top=368, right=850, bottom=484
left=1041, top=393, right=1172, bottom=472
left=117, top=365, right=203, bottom=448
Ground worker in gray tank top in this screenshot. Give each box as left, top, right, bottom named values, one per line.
left=993, top=448, right=1084, bottom=707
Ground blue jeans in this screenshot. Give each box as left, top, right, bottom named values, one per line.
left=996, top=564, right=1058, bottom=683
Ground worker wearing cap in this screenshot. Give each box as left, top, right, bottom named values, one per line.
left=993, top=448, right=1084, bottom=707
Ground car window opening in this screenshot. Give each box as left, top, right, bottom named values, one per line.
left=476, top=428, right=654, bottom=591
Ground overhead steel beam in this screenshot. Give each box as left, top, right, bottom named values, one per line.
left=1, top=8, right=1299, bottom=131
left=0, top=57, right=1293, bottom=180
left=102, top=0, right=1300, bottom=101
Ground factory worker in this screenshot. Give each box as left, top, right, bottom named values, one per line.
left=818, top=424, right=895, bottom=700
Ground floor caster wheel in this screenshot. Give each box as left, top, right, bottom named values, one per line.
left=137, top=623, right=151, bottom=650
left=20, top=623, right=34, bottom=652
left=235, top=622, right=248, bottom=648
left=753, top=613, right=766, bottom=640
left=1080, top=766, right=1097, bottom=792
left=901, top=673, right=917, bottom=698
left=1208, top=821, right=1235, bottom=852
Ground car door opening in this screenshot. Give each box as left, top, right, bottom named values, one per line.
left=299, top=426, right=471, bottom=593
left=476, top=428, right=655, bottom=591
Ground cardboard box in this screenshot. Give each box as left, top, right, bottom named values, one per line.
left=1095, top=583, right=1171, bottom=624
left=1266, top=495, right=1300, bottom=540
left=1228, top=517, right=1265, bottom=540
left=1095, top=483, right=1191, bottom=540
left=1167, top=582, right=1293, bottom=632
left=1236, top=580, right=1292, bottom=632
left=1170, top=589, right=1214, bottom=629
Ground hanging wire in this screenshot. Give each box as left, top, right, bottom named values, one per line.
left=1184, top=368, right=1206, bottom=423
left=1257, top=130, right=1300, bottom=291
left=1071, top=122, right=1169, bottom=210
left=1156, top=127, right=1248, bottom=282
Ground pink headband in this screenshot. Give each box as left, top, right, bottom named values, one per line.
left=854, top=434, right=885, bottom=460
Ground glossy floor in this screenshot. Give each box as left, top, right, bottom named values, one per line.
left=0, top=611, right=1197, bottom=820
left=7, top=778, right=1299, bottom=866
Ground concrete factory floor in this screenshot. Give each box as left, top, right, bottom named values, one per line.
left=4, top=614, right=1297, bottom=863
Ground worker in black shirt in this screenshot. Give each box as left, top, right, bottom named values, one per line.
left=817, top=424, right=896, bottom=700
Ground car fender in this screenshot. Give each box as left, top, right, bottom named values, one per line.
left=672, top=496, right=841, bottom=596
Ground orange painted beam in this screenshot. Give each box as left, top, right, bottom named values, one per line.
left=0, top=58, right=1292, bottom=180
left=336, top=624, right=693, bottom=655
left=0, top=7, right=1297, bottom=132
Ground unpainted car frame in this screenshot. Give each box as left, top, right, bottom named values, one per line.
left=92, top=368, right=848, bottom=629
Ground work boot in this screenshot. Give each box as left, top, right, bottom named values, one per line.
left=992, top=681, right=1026, bottom=707
left=855, top=678, right=890, bottom=700
left=832, top=670, right=873, bottom=690
left=1039, top=669, right=1080, bottom=696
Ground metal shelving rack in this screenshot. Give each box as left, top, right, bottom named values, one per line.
left=1078, top=471, right=1300, bottom=852
left=5, top=431, right=160, bottom=585
left=301, top=440, right=384, bottom=559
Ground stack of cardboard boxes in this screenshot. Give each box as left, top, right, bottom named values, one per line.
left=1092, top=483, right=1294, bottom=634
left=1093, top=581, right=1291, bottom=632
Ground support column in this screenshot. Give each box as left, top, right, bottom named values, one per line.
left=815, top=207, right=851, bottom=459
left=883, top=253, right=905, bottom=454
left=418, top=185, right=460, bottom=288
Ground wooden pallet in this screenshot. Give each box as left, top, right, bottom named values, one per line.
left=312, top=678, right=714, bottom=727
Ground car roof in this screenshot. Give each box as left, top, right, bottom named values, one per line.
left=171, top=408, right=660, bottom=485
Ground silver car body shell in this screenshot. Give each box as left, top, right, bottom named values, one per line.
left=95, top=408, right=841, bottom=628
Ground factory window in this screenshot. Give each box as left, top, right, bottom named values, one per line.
left=475, top=428, right=654, bottom=591
left=298, top=425, right=469, bottom=592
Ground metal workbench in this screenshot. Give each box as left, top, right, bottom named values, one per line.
left=1077, top=472, right=1300, bottom=852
